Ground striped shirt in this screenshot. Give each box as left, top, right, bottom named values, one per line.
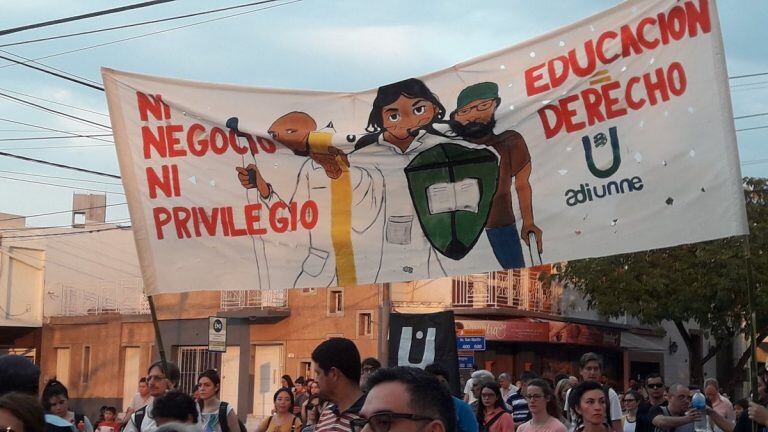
left=506, top=390, right=532, bottom=424
left=315, top=394, right=366, bottom=432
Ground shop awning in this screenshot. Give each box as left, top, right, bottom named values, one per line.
left=620, top=332, right=666, bottom=352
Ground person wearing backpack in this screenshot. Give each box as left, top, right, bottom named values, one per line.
left=196, top=370, right=244, bottom=432
left=476, top=382, right=515, bottom=432
left=41, top=379, right=93, bottom=432
left=124, top=361, right=181, bottom=432
left=255, top=388, right=302, bottom=432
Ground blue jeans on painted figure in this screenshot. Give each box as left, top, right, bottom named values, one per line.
left=486, top=224, right=525, bottom=269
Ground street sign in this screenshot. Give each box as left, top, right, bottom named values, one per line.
left=208, top=316, right=227, bottom=352
left=457, top=336, right=486, bottom=351
left=458, top=355, right=475, bottom=369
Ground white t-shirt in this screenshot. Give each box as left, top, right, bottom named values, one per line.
left=124, top=401, right=156, bottom=432
left=129, top=394, right=153, bottom=412
left=464, top=378, right=476, bottom=404
left=564, top=387, right=622, bottom=424
left=200, top=403, right=235, bottom=432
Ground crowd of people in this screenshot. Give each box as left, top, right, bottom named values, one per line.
left=1, top=342, right=768, bottom=432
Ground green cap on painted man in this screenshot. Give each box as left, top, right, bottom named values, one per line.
left=456, top=82, right=499, bottom=109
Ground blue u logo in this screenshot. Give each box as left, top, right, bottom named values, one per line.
left=582, top=127, right=621, bottom=179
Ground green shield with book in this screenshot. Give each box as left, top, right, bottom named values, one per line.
left=405, top=143, right=499, bottom=260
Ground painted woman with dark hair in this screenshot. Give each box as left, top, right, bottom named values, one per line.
left=355, top=78, right=448, bottom=152
left=347, top=78, right=461, bottom=281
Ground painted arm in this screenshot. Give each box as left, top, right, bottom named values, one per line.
left=514, top=161, right=542, bottom=253
left=350, top=166, right=384, bottom=234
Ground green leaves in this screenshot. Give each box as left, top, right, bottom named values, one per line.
left=557, top=177, right=768, bottom=345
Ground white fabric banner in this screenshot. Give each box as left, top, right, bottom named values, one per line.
left=103, top=0, right=746, bottom=295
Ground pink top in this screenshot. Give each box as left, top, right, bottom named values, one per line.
left=483, top=408, right=516, bottom=432
left=518, top=417, right=568, bottom=432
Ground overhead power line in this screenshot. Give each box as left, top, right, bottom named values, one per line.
left=0, top=0, right=302, bottom=69
left=2, top=226, right=127, bottom=240
left=0, top=53, right=104, bottom=91
left=0, top=117, right=112, bottom=143
left=730, top=72, right=768, bottom=80
left=0, top=202, right=127, bottom=222
left=0, top=135, right=112, bottom=142
left=0, top=0, right=178, bottom=37
left=0, top=218, right=130, bottom=232
left=0, top=174, right=125, bottom=195
left=0, top=90, right=111, bottom=129
left=0, top=87, right=108, bottom=117
left=737, top=125, right=768, bottom=133
left=0, top=0, right=283, bottom=48
left=0, top=144, right=114, bottom=151
left=734, top=112, right=768, bottom=121
left=0, top=169, right=122, bottom=185
left=0, top=150, right=121, bottom=179
left=0, top=49, right=102, bottom=87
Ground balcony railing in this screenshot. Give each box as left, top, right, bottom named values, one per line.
left=55, top=279, right=149, bottom=316
left=220, top=289, right=288, bottom=311
left=452, top=268, right=562, bottom=315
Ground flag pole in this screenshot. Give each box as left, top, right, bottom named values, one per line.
left=147, top=295, right=169, bottom=370
left=744, top=235, right=759, bottom=408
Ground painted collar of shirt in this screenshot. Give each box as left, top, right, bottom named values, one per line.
left=374, top=130, right=429, bottom=155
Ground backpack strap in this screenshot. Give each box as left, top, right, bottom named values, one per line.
left=133, top=406, right=146, bottom=432
left=482, top=411, right=506, bottom=432
left=219, top=402, right=230, bottom=432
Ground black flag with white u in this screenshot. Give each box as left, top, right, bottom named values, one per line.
left=388, top=311, right=460, bottom=396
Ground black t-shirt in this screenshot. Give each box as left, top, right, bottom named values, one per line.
left=636, top=400, right=668, bottom=432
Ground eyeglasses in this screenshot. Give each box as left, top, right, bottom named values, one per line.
left=646, top=383, right=664, bottom=389
left=525, top=394, right=545, bottom=401
left=1, top=427, right=15, bottom=432
left=350, top=412, right=435, bottom=432
left=362, top=367, right=377, bottom=373
left=456, top=99, right=496, bottom=116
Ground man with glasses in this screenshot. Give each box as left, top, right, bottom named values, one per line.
left=124, top=361, right=181, bottom=432
left=636, top=374, right=668, bottom=432
left=354, top=367, right=455, bottom=432
left=449, top=81, right=542, bottom=269
left=361, top=358, right=382, bottom=388
left=650, top=384, right=701, bottom=432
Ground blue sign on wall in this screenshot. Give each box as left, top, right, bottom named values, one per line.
left=458, top=355, right=475, bottom=369
left=457, top=336, right=486, bottom=351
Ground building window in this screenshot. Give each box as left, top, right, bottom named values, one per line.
left=299, top=361, right=312, bottom=379
left=82, top=346, right=91, bottom=384
left=176, top=346, right=222, bottom=395
left=328, top=289, right=344, bottom=315
left=357, top=312, right=373, bottom=337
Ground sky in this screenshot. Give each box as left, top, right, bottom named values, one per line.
left=0, top=0, right=766, bottom=227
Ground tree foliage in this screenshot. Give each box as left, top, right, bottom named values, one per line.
left=555, top=177, right=768, bottom=384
